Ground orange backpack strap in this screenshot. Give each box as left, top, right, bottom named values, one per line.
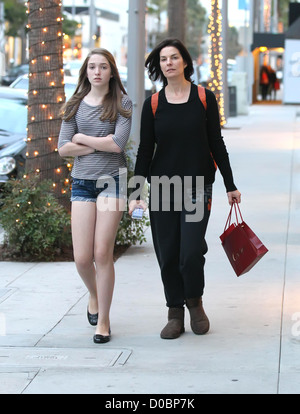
left=198, top=85, right=207, bottom=111
left=197, top=86, right=217, bottom=169
left=151, top=92, right=159, bottom=117
left=151, top=87, right=206, bottom=117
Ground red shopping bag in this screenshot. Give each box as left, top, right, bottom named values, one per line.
left=220, top=202, right=268, bottom=276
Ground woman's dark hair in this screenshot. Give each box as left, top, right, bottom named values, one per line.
left=145, top=38, right=194, bottom=87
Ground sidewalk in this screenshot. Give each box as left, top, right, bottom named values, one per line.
left=0, top=103, right=299, bottom=395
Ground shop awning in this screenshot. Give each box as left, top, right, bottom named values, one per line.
left=251, top=33, right=285, bottom=51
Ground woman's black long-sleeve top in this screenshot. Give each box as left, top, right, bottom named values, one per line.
left=134, top=83, right=237, bottom=193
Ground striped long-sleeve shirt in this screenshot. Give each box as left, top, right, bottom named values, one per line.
left=58, top=95, right=132, bottom=179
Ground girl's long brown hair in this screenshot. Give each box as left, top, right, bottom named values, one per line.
left=61, top=48, right=131, bottom=122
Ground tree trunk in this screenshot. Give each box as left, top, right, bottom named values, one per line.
left=168, top=0, right=186, bottom=42
left=26, top=0, right=69, bottom=207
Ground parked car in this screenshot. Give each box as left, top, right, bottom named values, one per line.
left=0, top=88, right=27, bottom=184
left=10, top=74, right=78, bottom=100
left=1, top=64, right=29, bottom=86
left=63, top=60, right=83, bottom=78
left=0, top=139, right=26, bottom=184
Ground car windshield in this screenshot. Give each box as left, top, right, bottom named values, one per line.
left=10, top=77, right=29, bottom=89
left=0, top=98, right=27, bottom=135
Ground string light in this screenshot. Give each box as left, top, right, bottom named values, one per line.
left=26, top=0, right=70, bottom=205
left=207, top=0, right=226, bottom=126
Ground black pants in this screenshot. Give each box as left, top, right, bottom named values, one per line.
left=261, top=84, right=269, bottom=100
left=150, top=185, right=212, bottom=308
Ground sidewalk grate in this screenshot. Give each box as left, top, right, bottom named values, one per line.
left=0, top=289, right=16, bottom=303
left=0, top=347, right=132, bottom=369
left=0, top=290, right=10, bottom=299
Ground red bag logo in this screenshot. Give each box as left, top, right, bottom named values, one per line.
left=232, top=247, right=244, bottom=262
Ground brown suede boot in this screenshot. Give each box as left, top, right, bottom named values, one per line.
left=186, top=297, right=210, bottom=335
left=160, top=307, right=185, bottom=339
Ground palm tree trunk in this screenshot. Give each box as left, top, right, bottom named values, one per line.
left=26, top=0, right=69, bottom=207
left=168, top=0, right=186, bottom=42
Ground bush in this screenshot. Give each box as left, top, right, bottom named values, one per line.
left=0, top=175, right=72, bottom=261
left=115, top=144, right=150, bottom=247
left=116, top=209, right=149, bottom=247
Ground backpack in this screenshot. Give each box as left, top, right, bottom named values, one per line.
left=151, top=85, right=207, bottom=117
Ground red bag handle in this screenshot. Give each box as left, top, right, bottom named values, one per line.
left=224, top=201, right=243, bottom=232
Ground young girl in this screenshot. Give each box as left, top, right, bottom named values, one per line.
left=58, top=49, right=132, bottom=344
left=129, top=39, right=241, bottom=339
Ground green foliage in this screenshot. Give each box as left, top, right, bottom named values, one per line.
left=278, top=0, right=293, bottom=30
left=3, top=1, right=79, bottom=38
left=62, top=14, right=80, bottom=38
left=3, top=0, right=27, bottom=37
left=0, top=175, right=72, bottom=261
left=115, top=210, right=150, bottom=247
left=115, top=143, right=150, bottom=247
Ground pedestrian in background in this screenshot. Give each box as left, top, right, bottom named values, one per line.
left=259, top=64, right=270, bottom=101
left=58, top=49, right=132, bottom=344
left=267, top=65, right=278, bottom=100
left=129, top=38, right=241, bottom=340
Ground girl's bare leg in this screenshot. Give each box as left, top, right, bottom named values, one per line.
left=94, top=197, right=125, bottom=335
left=71, top=201, right=98, bottom=314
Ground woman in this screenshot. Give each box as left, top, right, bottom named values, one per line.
left=129, top=39, right=241, bottom=339
left=58, top=49, right=132, bottom=344
left=259, top=64, right=270, bottom=101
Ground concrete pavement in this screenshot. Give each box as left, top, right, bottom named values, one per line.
left=0, top=103, right=299, bottom=395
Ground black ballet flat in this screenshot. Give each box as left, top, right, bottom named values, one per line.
left=87, top=308, right=98, bottom=326
left=93, top=333, right=111, bottom=344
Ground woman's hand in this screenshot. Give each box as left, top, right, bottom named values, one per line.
left=128, top=199, right=148, bottom=216
left=227, top=190, right=241, bottom=205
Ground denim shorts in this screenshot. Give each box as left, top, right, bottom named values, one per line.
left=71, top=174, right=127, bottom=203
